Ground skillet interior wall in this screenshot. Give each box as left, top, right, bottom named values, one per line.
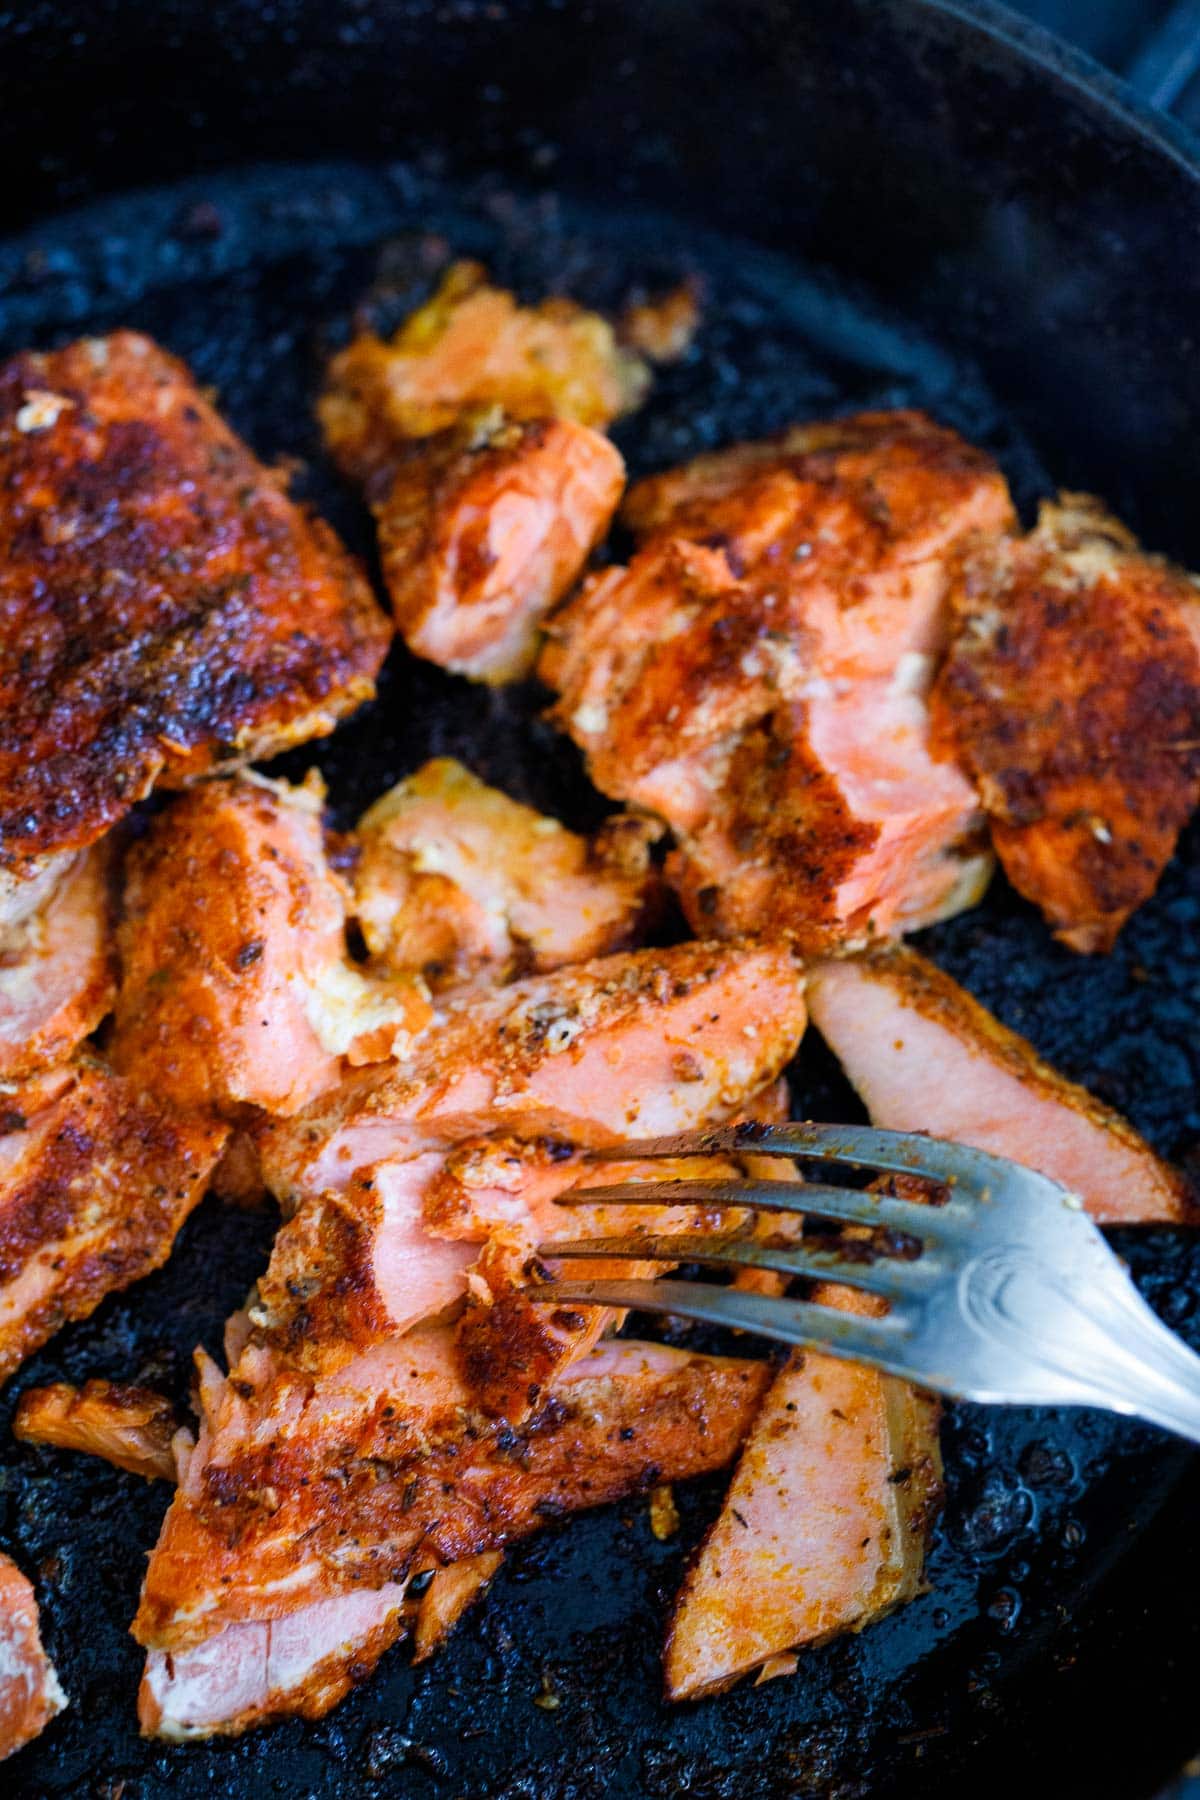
left=3, top=3, right=1200, bottom=1797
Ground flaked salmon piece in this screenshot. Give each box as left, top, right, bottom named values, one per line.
left=0, top=1554, right=66, bottom=1760
left=0, top=843, right=114, bottom=1082
left=320, top=262, right=646, bottom=683
left=619, top=280, right=703, bottom=365
left=139, top=1580, right=411, bottom=1741
left=0, top=331, right=390, bottom=911
left=257, top=938, right=807, bottom=1204
left=411, top=1552, right=505, bottom=1665
left=14, top=1379, right=182, bottom=1481
left=321, top=261, right=648, bottom=453
left=135, top=1331, right=771, bottom=1668
left=665, top=1303, right=942, bottom=1700
left=371, top=412, right=626, bottom=682
left=354, top=758, right=660, bottom=988
left=110, top=773, right=431, bottom=1117
left=0, top=1057, right=227, bottom=1382
left=806, top=947, right=1193, bottom=1224
left=542, top=412, right=1011, bottom=945
left=930, top=494, right=1200, bottom=952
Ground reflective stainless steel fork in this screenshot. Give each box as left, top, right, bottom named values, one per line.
left=529, top=1123, right=1200, bottom=1442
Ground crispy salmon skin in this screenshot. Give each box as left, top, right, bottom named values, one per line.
left=931, top=494, right=1200, bottom=951
left=0, top=332, right=390, bottom=889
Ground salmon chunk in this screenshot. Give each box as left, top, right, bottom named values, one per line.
left=931, top=494, right=1200, bottom=952
left=14, top=1379, right=183, bottom=1482
left=412, top=1552, right=504, bottom=1665
left=110, top=774, right=431, bottom=1117
left=665, top=1317, right=942, bottom=1699
left=807, top=948, right=1192, bottom=1224
left=320, top=262, right=646, bottom=682
left=134, top=1332, right=770, bottom=1675
left=0, top=1555, right=66, bottom=1761
left=0, top=843, right=113, bottom=1081
left=0, top=1058, right=227, bottom=1381
left=257, top=938, right=807, bottom=1201
left=353, top=758, right=660, bottom=988
left=542, top=411, right=1012, bottom=946
left=0, top=332, right=390, bottom=912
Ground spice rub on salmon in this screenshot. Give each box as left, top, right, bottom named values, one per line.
left=807, top=947, right=1193, bottom=1225
left=134, top=1330, right=771, bottom=1697
left=14, top=1379, right=184, bottom=1482
left=0, top=1554, right=66, bottom=1761
left=931, top=494, right=1200, bottom=952
left=110, top=774, right=431, bottom=1117
left=541, top=411, right=1013, bottom=946
left=353, top=758, right=660, bottom=989
left=320, top=261, right=646, bottom=682
left=0, top=842, right=114, bottom=1081
left=0, top=1058, right=226, bottom=1382
left=0, top=332, right=391, bottom=907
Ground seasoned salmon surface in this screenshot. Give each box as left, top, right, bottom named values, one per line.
left=542, top=411, right=1012, bottom=945
left=0, top=333, right=390, bottom=898
left=0, top=1058, right=227, bottom=1382
left=134, top=1334, right=771, bottom=1670
left=931, top=494, right=1200, bottom=952
left=321, top=262, right=645, bottom=682
left=110, top=774, right=431, bottom=1116
left=0, top=843, right=114, bottom=1081
left=14, top=1379, right=183, bottom=1482
left=0, top=1554, right=66, bottom=1761
left=353, top=758, right=660, bottom=987
left=807, top=948, right=1192, bottom=1224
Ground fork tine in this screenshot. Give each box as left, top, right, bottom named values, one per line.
left=536, top=1232, right=924, bottom=1302
left=558, top=1177, right=939, bottom=1239
left=527, top=1277, right=904, bottom=1362
left=586, top=1122, right=1010, bottom=1190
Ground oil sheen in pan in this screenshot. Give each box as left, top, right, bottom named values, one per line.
left=2, top=159, right=1200, bottom=1800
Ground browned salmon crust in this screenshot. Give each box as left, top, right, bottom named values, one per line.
left=14, top=1379, right=182, bottom=1481
left=0, top=332, right=391, bottom=885
left=0, top=1058, right=227, bottom=1382
left=931, top=494, right=1200, bottom=951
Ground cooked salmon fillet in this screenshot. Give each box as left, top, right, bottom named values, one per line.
left=930, top=494, right=1200, bottom=952
left=0, top=1554, right=66, bottom=1760
left=14, top=1379, right=183, bottom=1481
left=665, top=1306, right=941, bottom=1700
left=110, top=774, right=431, bottom=1116
left=258, top=938, right=808, bottom=1201
left=0, top=332, right=390, bottom=908
left=320, top=262, right=645, bottom=682
left=134, top=1333, right=771, bottom=1675
left=542, top=411, right=1012, bottom=945
left=0, top=1057, right=227, bottom=1381
left=0, top=842, right=114, bottom=1081
left=411, top=1552, right=504, bottom=1665
left=353, top=758, right=660, bottom=988
left=807, top=948, right=1192, bottom=1224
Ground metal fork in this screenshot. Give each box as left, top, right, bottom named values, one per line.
left=529, top=1123, right=1200, bottom=1443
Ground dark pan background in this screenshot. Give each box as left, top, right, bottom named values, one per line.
left=3, top=4, right=1200, bottom=1796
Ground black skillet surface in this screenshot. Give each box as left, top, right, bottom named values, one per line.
left=5, top=4, right=1200, bottom=1796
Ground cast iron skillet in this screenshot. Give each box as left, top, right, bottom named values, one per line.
left=4, top=2, right=1200, bottom=1794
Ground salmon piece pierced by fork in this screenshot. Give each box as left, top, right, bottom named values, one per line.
left=0, top=1058, right=226, bottom=1383
left=321, top=262, right=646, bottom=682
left=0, top=842, right=114, bottom=1081
left=0, top=1554, right=66, bottom=1761
left=0, top=332, right=390, bottom=908
left=134, top=1332, right=771, bottom=1670
left=110, top=774, right=431, bottom=1117
left=353, top=758, right=660, bottom=988
left=14, top=1379, right=183, bottom=1482
left=930, top=494, right=1200, bottom=952
left=807, top=947, right=1193, bottom=1224
left=541, top=412, right=1012, bottom=946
